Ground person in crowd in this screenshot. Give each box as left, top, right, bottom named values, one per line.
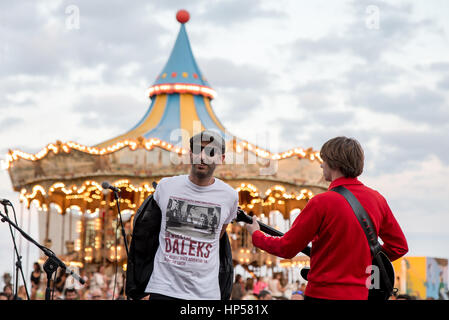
left=30, top=262, right=42, bottom=288
left=291, top=290, right=305, bottom=300
left=91, top=265, right=107, bottom=291
left=2, top=284, right=13, bottom=300
left=90, top=287, right=104, bottom=300
left=258, top=290, right=272, bottom=300
left=253, top=276, right=268, bottom=297
left=64, top=287, right=79, bottom=300
left=280, top=276, right=294, bottom=299
left=30, top=262, right=42, bottom=300
left=299, top=282, right=306, bottom=293
left=246, top=136, right=408, bottom=300
left=17, top=285, right=27, bottom=300
left=0, top=292, right=9, bottom=300
left=245, top=277, right=254, bottom=294
left=2, top=273, right=12, bottom=288
left=54, top=268, right=67, bottom=294
left=267, top=273, right=286, bottom=299
left=242, top=278, right=258, bottom=300
left=231, top=274, right=245, bottom=300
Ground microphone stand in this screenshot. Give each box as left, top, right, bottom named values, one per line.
left=2, top=203, right=30, bottom=300
left=111, top=190, right=129, bottom=300
left=112, top=190, right=129, bottom=258
left=0, top=208, right=85, bottom=300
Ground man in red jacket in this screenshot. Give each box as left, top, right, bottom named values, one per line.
left=246, top=136, right=408, bottom=300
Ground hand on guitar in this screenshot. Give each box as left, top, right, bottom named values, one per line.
left=245, top=215, right=260, bottom=235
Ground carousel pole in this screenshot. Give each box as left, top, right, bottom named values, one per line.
left=100, top=190, right=107, bottom=266
left=61, top=210, right=65, bottom=255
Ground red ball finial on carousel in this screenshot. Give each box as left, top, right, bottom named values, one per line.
left=176, top=9, right=190, bottom=24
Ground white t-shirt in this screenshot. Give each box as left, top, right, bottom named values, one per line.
left=145, top=175, right=238, bottom=300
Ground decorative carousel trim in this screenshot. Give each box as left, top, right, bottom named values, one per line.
left=147, top=83, right=217, bottom=99
left=5, top=138, right=187, bottom=169
left=19, top=179, right=156, bottom=210
left=235, top=183, right=314, bottom=210
left=5, top=137, right=321, bottom=169
left=19, top=180, right=314, bottom=211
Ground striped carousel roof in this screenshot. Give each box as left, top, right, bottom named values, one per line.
left=97, top=10, right=231, bottom=148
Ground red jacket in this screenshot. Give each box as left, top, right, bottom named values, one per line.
left=252, top=177, right=408, bottom=300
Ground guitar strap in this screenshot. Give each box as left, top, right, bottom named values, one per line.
left=331, top=186, right=393, bottom=293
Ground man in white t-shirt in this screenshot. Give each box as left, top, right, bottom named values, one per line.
left=145, top=130, right=238, bottom=300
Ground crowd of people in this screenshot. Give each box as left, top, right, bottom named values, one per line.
left=0, top=264, right=306, bottom=301
left=0, top=264, right=437, bottom=300
left=230, top=272, right=307, bottom=300
left=229, top=272, right=433, bottom=301
left=0, top=262, right=126, bottom=300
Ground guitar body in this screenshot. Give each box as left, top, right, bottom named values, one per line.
left=368, top=251, right=395, bottom=300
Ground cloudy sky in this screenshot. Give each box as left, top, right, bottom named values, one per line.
left=1, top=0, right=449, bottom=286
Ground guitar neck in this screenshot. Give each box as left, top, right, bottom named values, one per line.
left=236, top=209, right=311, bottom=257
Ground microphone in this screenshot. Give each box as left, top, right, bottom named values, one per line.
left=65, top=267, right=86, bottom=285
left=0, top=198, right=11, bottom=205
left=101, top=182, right=121, bottom=193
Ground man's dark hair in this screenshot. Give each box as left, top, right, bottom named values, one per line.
left=258, top=290, right=271, bottom=299
left=189, top=130, right=226, bottom=155
left=320, top=136, right=364, bottom=178
left=64, top=287, right=77, bottom=295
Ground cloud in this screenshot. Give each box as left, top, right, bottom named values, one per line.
left=72, top=93, right=147, bottom=131
left=363, top=155, right=449, bottom=234
left=289, top=0, right=434, bottom=63
left=195, top=0, right=286, bottom=26
left=342, top=61, right=405, bottom=90
left=437, top=76, right=449, bottom=90
left=0, top=0, right=168, bottom=83
left=350, top=86, right=449, bottom=125
left=201, top=57, right=275, bottom=90
left=421, top=61, right=449, bottom=73
left=0, top=117, right=24, bottom=133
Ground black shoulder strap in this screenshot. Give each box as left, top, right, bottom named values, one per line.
left=331, top=185, right=382, bottom=257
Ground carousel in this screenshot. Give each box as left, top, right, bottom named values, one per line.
left=5, top=10, right=328, bottom=276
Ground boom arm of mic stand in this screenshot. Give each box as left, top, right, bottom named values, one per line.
left=235, top=209, right=311, bottom=257
left=0, top=210, right=85, bottom=287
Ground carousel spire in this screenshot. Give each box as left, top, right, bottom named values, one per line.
left=148, top=9, right=216, bottom=99
left=96, top=9, right=228, bottom=148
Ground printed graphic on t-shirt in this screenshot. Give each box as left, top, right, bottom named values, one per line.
left=162, top=197, right=222, bottom=267
left=165, top=197, right=221, bottom=240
